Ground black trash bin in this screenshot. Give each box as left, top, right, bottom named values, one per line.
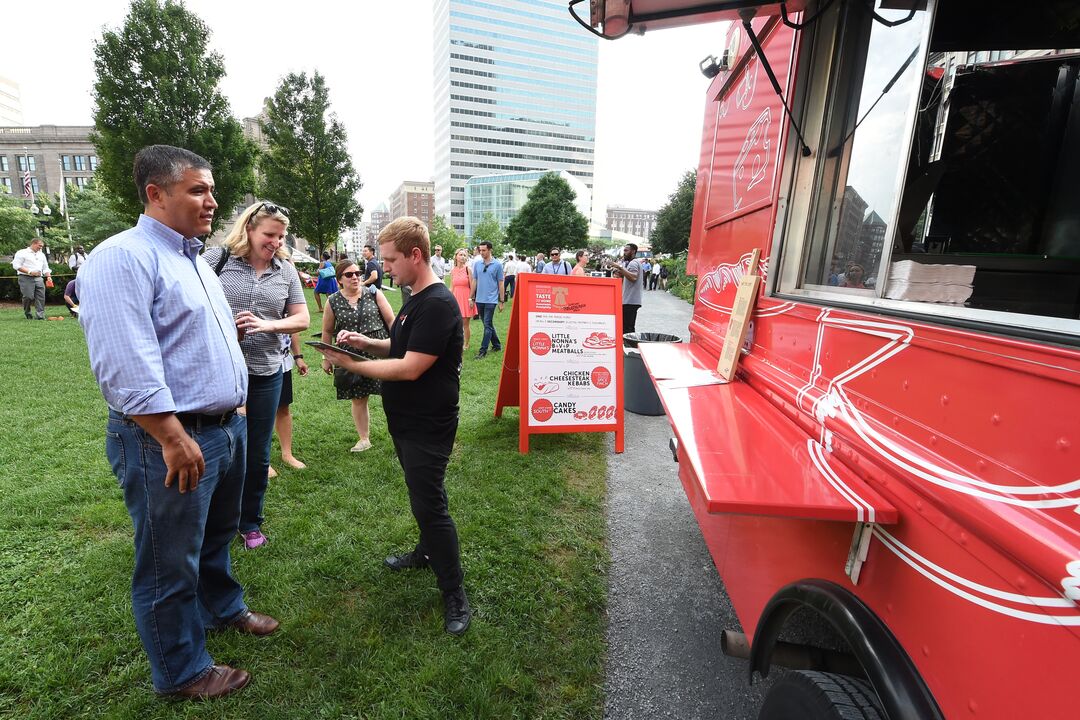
left=623, top=332, right=681, bottom=416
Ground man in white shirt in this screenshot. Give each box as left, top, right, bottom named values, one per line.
left=430, top=245, right=448, bottom=279
left=68, top=245, right=88, bottom=271
left=13, top=238, right=52, bottom=320
left=504, top=254, right=518, bottom=299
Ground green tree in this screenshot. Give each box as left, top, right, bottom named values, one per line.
left=429, top=215, right=466, bottom=259
left=259, top=71, right=362, bottom=258
left=471, top=212, right=506, bottom=255
left=651, top=169, right=696, bottom=254
left=505, top=173, right=588, bottom=256
left=0, top=194, right=37, bottom=255
left=67, top=181, right=132, bottom=248
left=91, top=0, right=256, bottom=230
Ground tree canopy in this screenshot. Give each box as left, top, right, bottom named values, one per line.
left=505, top=173, right=588, bottom=255
left=0, top=195, right=37, bottom=255
left=471, top=212, right=506, bottom=255
left=90, top=0, right=256, bottom=231
left=67, top=181, right=132, bottom=249
left=259, top=71, right=362, bottom=258
left=429, top=215, right=466, bottom=259
left=651, top=169, right=696, bottom=255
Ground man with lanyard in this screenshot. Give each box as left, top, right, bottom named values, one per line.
left=540, top=246, right=572, bottom=276
left=361, top=244, right=383, bottom=289
left=609, top=242, right=644, bottom=336
left=430, top=244, right=448, bottom=280
left=12, top=237, right=52, bottom=320
left=79, top=145, right=278, bottom=700
left=313, top=216, right=472, bottom=636
left=469, top=240, right=505, bottom=359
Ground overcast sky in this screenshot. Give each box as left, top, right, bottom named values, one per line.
left=5, top=1, right=725, bottom=226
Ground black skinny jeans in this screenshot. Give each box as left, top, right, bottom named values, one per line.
left=392, top=428, right=463, bottom=592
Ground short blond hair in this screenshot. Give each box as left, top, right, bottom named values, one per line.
left=379, top=216, right=430, bottom=263
left=223, top=201, right=290, bottom=260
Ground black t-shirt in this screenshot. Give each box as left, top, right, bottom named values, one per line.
left=365, top=259, right=383, bottom=289
left=382, top=282, right=463, bottom=437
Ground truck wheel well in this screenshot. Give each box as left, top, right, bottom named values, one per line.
left=748, top=579, right=944, bottom=720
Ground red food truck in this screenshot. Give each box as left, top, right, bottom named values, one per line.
left=572, top=1, right=1080, bottom=718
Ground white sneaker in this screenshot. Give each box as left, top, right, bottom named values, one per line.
left=350, top=439, right=372, bottom=453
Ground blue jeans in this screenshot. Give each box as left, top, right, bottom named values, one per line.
left=240, top=370, right=282, bottom=533
left=105, top=410, right=248, bottom=693
left=477, top=302, right=501, bottom=353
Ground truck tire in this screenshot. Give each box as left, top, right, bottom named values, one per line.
left=757, top=670, right=885, bottom=720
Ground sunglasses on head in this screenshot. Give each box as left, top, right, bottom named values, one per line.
left=340, top=270, right=362, bottom=279
left=250, top=202, right=290, bottom=220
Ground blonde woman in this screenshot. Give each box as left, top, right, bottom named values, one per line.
left=449, top=248, right=474, bottom=349
left=321, top=259, right=395, bottom=452
left=204, top=202, right=310, bottom=549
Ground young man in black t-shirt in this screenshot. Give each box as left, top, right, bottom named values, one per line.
left=315, top=217, right=470, bottom=636
left=361, top=245, right=383, bottom=289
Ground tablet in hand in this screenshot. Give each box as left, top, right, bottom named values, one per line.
left=305, top=341, right=368, bottom=361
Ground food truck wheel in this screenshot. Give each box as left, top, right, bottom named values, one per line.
left=757, top=670, right=885, bottom=720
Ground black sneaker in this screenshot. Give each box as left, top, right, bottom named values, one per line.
left=384, top=549, right=430, bottom=572
left=474, top=351, right=487, bottom=360
left=443, top=587, right=472, bottom=636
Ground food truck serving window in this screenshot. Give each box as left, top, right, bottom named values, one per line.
left=774, top=0, right=1080, bottom=338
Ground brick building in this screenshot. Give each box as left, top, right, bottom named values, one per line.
left=389, top=180, right=434, bottom=228
left=0, top=125, right=96, bottom=197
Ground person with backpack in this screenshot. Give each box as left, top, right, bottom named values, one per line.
left=659, top=262, right=671, bottom=290
left=540, top=246, right=572, bottom=275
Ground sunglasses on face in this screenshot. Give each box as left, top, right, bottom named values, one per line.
left=251, top=202, right=290, bottom=219
left=550, top=253, right=560, bottom=258
left=340, top=270, right=362, bottom=279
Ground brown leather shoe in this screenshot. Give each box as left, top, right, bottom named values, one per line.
left=168, top=664, right=250, bottom=699
left=228, top=609, right=280, bottom=636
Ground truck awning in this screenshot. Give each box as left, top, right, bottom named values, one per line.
left=574, top=0, right=808, bottom=38
left=640, top=342, right=898, bottom=524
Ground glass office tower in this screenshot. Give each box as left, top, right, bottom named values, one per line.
left=433, top=0, right=599, bottom=233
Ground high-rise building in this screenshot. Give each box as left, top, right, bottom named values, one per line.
left=464, top=169, right=590, bottom=238
left=368, top=203, right=391, bottom=244
left=606, top=206, right=658, bottom=240
left=0, top=77, right=23, bottom=126
left=433, top=0, right=598, bottom=232
left=389, top=180, right=435, bottom=228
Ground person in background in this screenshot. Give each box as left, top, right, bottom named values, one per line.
left=361, top=244, right=383, bottom=289
left=840, top=263, right=867, bottom=289
left=313, top=251, right=338, bottom=312
left=470, top=241, right=505, bottom=360
left=640, top=258, right=652, bottom=289
left=659, top=262, right=670, bottom=290
left=321, top=259, right=395, bottom=452
left=572, top=250, right=590, bottom=277
left=79, top=144, right=278, bottom=700
left=313, top=216, right=471, bottom=636
left=449, top=248, right=474, bottom=350
left=534, top=251, right=546, bottom=274
left=205, top=202, right=310, bottom=550
left=268, top=332, right=308, bottom=478
left=13, top=237, right=51, bottom=320
left=68, top=244, right=88, bottom=272
left=650, top=258, right=662, bottom=290
left=541, top=247, right=572, bottom=275
left=610, top=243, right=644, bottom=336
left=430, top=244, right=448, bottom=280
left=503, top=254, right=518, bottom=299
left=64, top=269, right=80, bottom=316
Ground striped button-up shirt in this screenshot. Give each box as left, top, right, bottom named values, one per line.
left=78, top=215, right=248, bottom=415
left=203, top=248, right=306, bottom=376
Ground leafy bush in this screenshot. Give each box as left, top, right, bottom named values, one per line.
left=662, top=252, right=696, bottom=303
left=0, top=266, right=75, bottom=305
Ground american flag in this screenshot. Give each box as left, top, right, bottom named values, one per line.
left=22, top=170, right=32, bottom=198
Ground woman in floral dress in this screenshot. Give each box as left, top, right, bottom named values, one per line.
left=320, top=259, right=395, bottom=452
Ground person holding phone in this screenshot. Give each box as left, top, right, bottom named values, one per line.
left=320, top=259, right=394, bottom=452
left=204, top=202, right=310, bottom=550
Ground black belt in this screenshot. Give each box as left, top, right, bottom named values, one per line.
left=175, top=411, right=237, bottom=428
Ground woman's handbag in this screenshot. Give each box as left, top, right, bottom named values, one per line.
left=318, top=265, right=336, bottom=280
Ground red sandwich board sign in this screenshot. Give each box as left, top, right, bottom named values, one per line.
left=495, top=273, right=624, bottom=454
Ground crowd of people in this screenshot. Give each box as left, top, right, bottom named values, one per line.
left=58, top=142, right=671, bottom=701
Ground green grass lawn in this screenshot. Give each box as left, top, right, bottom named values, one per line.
left=0, top=288, right=608, bottom=719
